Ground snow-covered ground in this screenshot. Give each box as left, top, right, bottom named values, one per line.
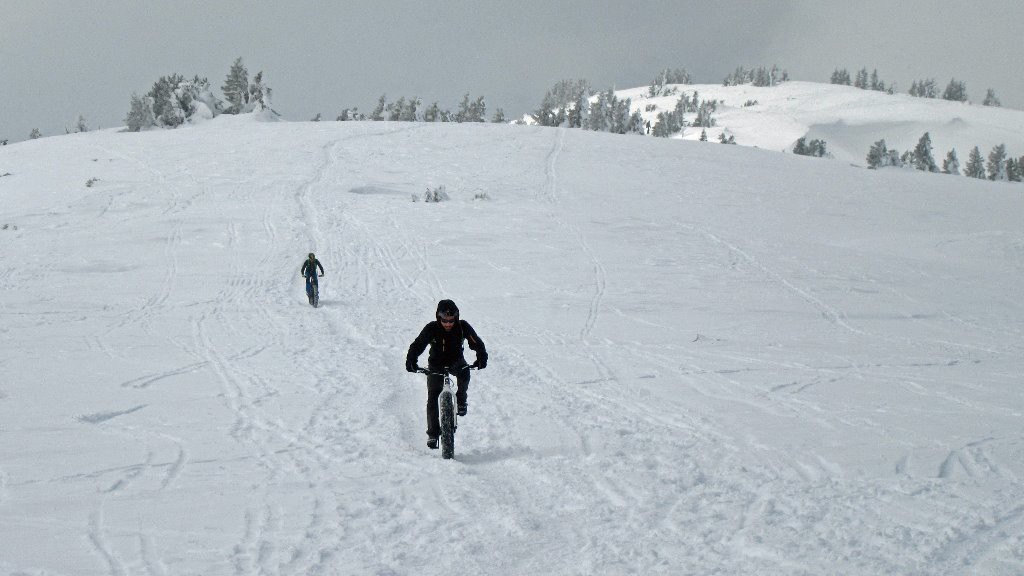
left=1, top=115, right=1023, bottom=575
left=626, top=81, right=1024, bottom=166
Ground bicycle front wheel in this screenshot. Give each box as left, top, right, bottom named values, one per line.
left=439, top=389, right=455, bottom=459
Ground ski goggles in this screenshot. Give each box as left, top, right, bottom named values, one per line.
left=438, top=314, right=456, bottom=324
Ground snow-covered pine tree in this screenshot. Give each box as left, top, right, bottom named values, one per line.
left=125, top=93, right=157, bottom=131
left=587, top=91, right=608, bottom=132
left=866, top=139, right=889, bottom=169
left=402, top=97, right=421, bottom=122
left=983, top=89, right=1001, bottom=107
left=534, top=90, right=555, bottom=126
left=692, top=100, right=716, bottom=128
left=535, top=79, right=591, bottom=127
left=665, top=67, right=691, bottom=84
left=910, top=79, right=937, bottom=98
left=987, top=144, right=1008, bottom=181
left=457, top=97, right=473, bottom=122
left=651, top=98, right=683, bottom=137
left=942, top=149, right=960, bottom=175
left=423, top=102, right=441, bottom=122
left=575, top=93, right=590, bottom=129
left=700, top=129, right=707, bottom=141
left=387, top=97, right=406, bottom=121
left=628, top=110, right=645, bottom=135
left=830, top=68, right=851, bottom=85
left=612, top=97, right=632, bottom=134
left=645, top=95, right=677, bottom=136
left=723, top=66, right=749, bottom=86
left=336, top=107, right=362, bottom=121
left=245, top=71, right=271, bottom=112
left=455, top=94, right=472, bottom=123
left=887, top=149, right=903, bottom=167
left=687, top=90, right=699, bottom=113
left=370, top=95, right=386, bottom=121
left=942, top=78, right=968, bottom=102
left=491, top=108, right=506, bottom=123
left=148, top=74, right=185, bottom=127
left=854, top=68, right=869, bottom=89
left=650, top=112, right=672, bottom=137
left=965, top=146, right=986, bottom=178
left=470, top=96, right=486, bottom=122
left=793, top=137, right=809, bottom=155
left=1006, top=158, right=1021, bottom=182
left=870, top=69, right=882, bottom=91
left=649, top=68, right=689, bottom=96
left=912, top=132, right=938, bottom=172
left=29, top=128, right=41, bottom=139
left=222, top=57, right=249, bottom=114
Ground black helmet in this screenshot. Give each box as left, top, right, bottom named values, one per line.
left=436, top=299, right=459, bottom=320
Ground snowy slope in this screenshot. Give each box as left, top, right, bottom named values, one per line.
left=1, top=117, right=1023, bottom=575
left=625, top=81, right=1024, bottom=166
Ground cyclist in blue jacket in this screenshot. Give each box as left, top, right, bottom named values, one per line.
left=406, top=299, right=488, bottom=448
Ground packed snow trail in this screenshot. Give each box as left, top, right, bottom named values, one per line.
left=0, top=118, right=1023, bottom=574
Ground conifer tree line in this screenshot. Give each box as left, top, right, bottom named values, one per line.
left=530, top=65, right=798, bottom=141
left=830, top=66, right=1002, bottom=106
left=792, top=138, right=829, bottom=158
left=723, top=65, right=789, bottom=87
left=125, top=57, right=272, bottom=131
left=830, top=67, right=893, bottom=93
left=532, top=78, right=645, bottom=134
left=337, top=93, right=501, bottom=123
left=649, top=68, right=692, bottom=97
left=866, top=133, right=1023, bottom=183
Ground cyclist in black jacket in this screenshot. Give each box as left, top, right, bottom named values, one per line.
left=406, top=299, right=488, bottom=447
left=300, top=253, right=324, bottom=305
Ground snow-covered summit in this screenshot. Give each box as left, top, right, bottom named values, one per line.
left=621, top=80, right=1024, bottom=165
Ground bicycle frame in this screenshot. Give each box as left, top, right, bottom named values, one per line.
left=305, top=274, right=320, bottom=307
left=417, top=366, right=477, bottom=459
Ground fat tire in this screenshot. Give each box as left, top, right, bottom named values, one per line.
left=439, top=389, right=456, bottom=459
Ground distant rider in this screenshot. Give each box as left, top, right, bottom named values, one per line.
left=406, top=299, right=488, bottom=449
left=300, top=252, right=324, bottom=305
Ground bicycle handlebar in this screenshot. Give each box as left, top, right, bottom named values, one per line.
left=416, top=366, right=479, bottom=376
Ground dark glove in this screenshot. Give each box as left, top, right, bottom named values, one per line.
left=406, top=360, right=419, bottom=373
left=473, top=355, right=487, bottom=370
left=319, top=274, right=324, bottom=277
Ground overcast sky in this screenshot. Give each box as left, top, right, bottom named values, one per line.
left=2, top=1, right=1022, bottom=142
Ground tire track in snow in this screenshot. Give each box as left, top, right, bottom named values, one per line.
left=541, top=128, right=606, bottom=341
left=683, top=223, right=865, bottom=335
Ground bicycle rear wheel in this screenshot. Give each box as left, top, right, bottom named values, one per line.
left=439, top=389, right=455, bottom=459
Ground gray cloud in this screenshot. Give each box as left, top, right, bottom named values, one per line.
left=1, top=1, right=1020, bottom=142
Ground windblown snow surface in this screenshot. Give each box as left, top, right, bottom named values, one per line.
left=1, top=111, right=1023, bottom=575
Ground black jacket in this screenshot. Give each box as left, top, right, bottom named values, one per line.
left=301, top=258, right=324, bottom=279
left=407, top=319, right=487, bottom=369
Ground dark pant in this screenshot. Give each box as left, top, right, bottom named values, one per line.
left=305, top=276, right=318, bottom=298
left=426, top=361, right=470, bottom=438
